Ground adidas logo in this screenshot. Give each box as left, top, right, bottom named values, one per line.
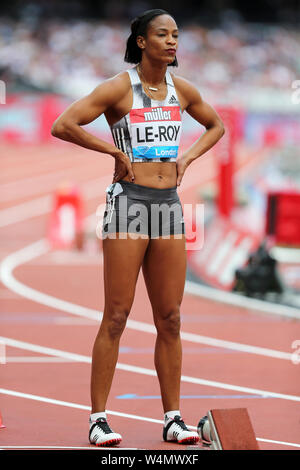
left=168, top=95, right=178, bottom=104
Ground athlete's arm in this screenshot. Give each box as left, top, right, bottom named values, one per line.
left=172, top=75, right=225, bottom=185
left=51, top=73, right=135, bottom=180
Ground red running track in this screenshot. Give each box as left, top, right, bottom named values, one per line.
left=0, top=142, right=300, bottom=451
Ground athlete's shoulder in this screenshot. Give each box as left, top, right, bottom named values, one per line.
left=88, top=70, right=131, bottom=107
left=99, top=70, right=131, bottom=94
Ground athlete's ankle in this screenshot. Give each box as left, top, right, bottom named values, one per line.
left=164, top=410, right=181, bottom=424
left=90, top=411, right=107, bottom=425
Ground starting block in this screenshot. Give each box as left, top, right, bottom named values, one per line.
left=197, top=408, right=259, bottom=450
left=48, top=181, right=84, bottom=250
left=0, top=410, right=5, bottom=429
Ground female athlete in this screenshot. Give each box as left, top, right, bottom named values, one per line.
left=51, top=9, right=225, bottom=447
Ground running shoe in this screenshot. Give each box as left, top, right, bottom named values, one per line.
left=89, top=417, right=122, bottom=447
left=163, top=415, right=199, bottom=445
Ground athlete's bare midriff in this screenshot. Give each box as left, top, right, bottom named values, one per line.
left=121, top=161, right=176, bottom=188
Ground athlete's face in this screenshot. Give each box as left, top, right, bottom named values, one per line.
left=138, top=15, right=178, bottom=64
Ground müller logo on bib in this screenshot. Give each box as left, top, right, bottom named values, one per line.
left=130, top=106, right=181, bottom=123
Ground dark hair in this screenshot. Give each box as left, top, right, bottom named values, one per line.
left=124, top=9, right=178, bottom=67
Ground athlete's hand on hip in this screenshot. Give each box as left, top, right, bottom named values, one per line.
left=176, top=155, right=191, bottom=186
left=111, top=150, right=135, bottom=183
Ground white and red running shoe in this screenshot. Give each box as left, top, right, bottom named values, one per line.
left=89, top=417, right=122, bottom=447
left=163, top=415, right=199, bottom=445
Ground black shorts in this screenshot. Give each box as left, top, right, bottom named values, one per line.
left=102, top=180, right=185, bottom=239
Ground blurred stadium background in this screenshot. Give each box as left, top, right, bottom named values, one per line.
left=1, top=0, right=300, bottom=308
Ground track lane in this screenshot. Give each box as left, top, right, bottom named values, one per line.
left=1, top=142, right=300, bottom=450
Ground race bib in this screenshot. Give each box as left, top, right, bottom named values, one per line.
left=129, top=106, right=182, bottom=159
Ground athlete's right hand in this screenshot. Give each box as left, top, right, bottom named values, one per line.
left=111, top=150, right=135, bottom=183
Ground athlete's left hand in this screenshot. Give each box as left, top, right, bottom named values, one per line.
left=176, top=155, right=191, bottom=186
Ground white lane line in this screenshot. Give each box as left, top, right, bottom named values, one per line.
left=0, top=336, right=90, bottom=363
left=0, top=387, right=299, bottom=449
left=5, top=357, right=78, bottom=363
left=0, top=196, right=52, bottom=228
left=0, top=239, right=296, bottom=362
left=0, top=387, right=161, bottom=423
left=1, top=336, right=300, bottom=403
left=0, top=174, right=110, bottom=228
left=1, top=169, right=84, bottom=203
left=0, top=239, right=99, bottom=319
left=185, top=280, right=300, bottom=320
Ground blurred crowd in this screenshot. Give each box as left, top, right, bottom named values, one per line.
left=0, top=16, right=299, bottom=102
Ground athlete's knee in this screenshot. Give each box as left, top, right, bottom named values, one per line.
left=106, top=306, right=130, bottom=339
left=155, top=307, right=181, bottom=337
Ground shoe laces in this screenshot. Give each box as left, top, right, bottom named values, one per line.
left=171, top=415, right=189, bottom=433
left=94, top=417, right=113, bottom=434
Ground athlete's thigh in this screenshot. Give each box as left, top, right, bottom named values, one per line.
left=142, top=235, right=187, bottom=312
left=103, top=236, right=149, bottom=309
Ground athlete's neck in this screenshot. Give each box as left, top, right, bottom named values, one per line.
left=138, top=60, right=167, bottom=88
